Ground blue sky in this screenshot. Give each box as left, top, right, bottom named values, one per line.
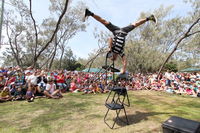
left=2, top=0, right=192, bottom=59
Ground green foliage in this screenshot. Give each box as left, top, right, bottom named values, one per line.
left=164, top=62, right=178, bottom=72
left=54, top=48, right=84, bottom=71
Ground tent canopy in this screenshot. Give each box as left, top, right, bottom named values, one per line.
left=82, top=68, right=105, bottom=73
left=179, top=67, right=200, bottom=72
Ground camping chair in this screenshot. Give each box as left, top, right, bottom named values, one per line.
left=104, top=86, right=130, bottom=129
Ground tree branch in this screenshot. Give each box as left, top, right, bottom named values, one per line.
left=34, top=0, right=69, bottom=63
left=29, top=0, right=38, bottom=58
left=40, top=45, right=57, bottom=68
left=6, top=20, right=19, bottom=65
left=157, top=17, right=200, bottom=79
left=84, top=47, right=107, bottom=73
left=186, top=30, right=200, bottom=37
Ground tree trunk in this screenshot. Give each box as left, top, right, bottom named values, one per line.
left=32, top=0, right=69, bottom=67
left=157, top=18, right=200, bottom=79
left=49, top=34, right=58, bottom=69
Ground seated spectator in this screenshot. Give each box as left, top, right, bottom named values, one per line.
left=185, top=88, right=194, bottom=95
left=197, top=87, right=200, bottom=97
left=27, top=71, right=39, bottom=95
left=56, top=71, right=67, bottom=93
left=0, top=87, right=12, bottom=102
left=84, top=81, right=96, bottom=94
left=82, top=80, right=97, bottom=94
left=13, top=85, right=24, bottom=100
left=44, top=79, right=62, bottom=99
left=196, top=78, right=200, bottom=87
left=5, top=73, right=16, bottom=89
left=93, top=82, right=102, bottom=93
left=98, top=82, right=109, bottom=93
left=36, top=71, right=47, bottom=96
left=70, top=79, right=77, bottom=92
left=193, top=84, right=199, bottom=95
left=174, top=84, right=186, bottom=95
left=26, top=85, right=34, bottom=102
left=165, top=87, right=174, bottom=93
left=15, top=72, right=26, bottom=96
left=0, top=73, right=6, bottom=90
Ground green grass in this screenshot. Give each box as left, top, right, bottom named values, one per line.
left=0, top=90, right=200, bottom=133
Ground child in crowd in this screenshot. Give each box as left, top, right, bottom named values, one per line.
left=0, top=73, right=6, bottom=90
left=26, top=85, right=34, bottom=102
left=70, top=79, right=78, bottom=92
left=44, top=79, right=63, bottom=99
left=0, top=87, right=12, bottom=102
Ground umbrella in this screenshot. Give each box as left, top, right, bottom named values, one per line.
left=179, top=67, right=200, bottom=72
left=82, top=68, right=105, bottom=73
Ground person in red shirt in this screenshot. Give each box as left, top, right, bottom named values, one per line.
left=70, top=79, right=77, bottom=92
left=56, top=71, right=67, bottom=92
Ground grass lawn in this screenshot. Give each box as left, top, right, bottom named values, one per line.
left=0, top=90, right=200, bottom=133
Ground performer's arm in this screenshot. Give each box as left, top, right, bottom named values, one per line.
left=108, top=38, right=113, bottom=51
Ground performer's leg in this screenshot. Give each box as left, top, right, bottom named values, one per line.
left=83, top=9, right=120, bottom=32
left=92, top=14, right=110, bottom=25
left=83, top=9, right=109, bottom=25
left=122, top=15, right=157, bottom=33
left=132, top=18, right=148, bottom=27
left=133, top=15, right=157, bottom=27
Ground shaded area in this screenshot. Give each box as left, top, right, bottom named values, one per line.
left=115, top=111, right=172, bottom=127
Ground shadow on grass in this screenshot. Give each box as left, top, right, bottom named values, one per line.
left=114, top=111, right=172, bottom=127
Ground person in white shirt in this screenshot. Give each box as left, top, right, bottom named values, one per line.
left=44, top=79, right=62, bottom=98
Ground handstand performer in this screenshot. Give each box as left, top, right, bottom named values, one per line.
left=83, top=9, right=157, bottom=74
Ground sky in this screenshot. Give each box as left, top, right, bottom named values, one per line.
left=1, top=0, right=192, bottom=59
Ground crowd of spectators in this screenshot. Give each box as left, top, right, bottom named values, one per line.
left=0, top=66, right=200, bottom=103
left=127, top=71, right=200, bottom=97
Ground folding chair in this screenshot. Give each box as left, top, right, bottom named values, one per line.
left=104, top=86, right=130, bottom=129
left=87, top=52, right=120, bottom=83
left=102, top=51, right=120, bottom=85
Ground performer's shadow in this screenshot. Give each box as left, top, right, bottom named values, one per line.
left=114, top=111, right=172, bottom=127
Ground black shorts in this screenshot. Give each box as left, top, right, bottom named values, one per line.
left=108, top=50, right=125, bottom=58
left=105, top=22, right=135, bottom=34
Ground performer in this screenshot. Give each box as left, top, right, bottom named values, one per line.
left=83, top=9, right=157, bottom=74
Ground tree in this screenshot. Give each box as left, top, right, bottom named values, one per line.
left=48, top=0, right=86, bottom=69
left=164, top=62, right=178, bottom=72
left=61, top=48, right=82, bottom=71
left=157, top=0, right=200, bottom=78
left=124, top=6, right=186, bottom=73
left=1, top=0, right=86, bottom=69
